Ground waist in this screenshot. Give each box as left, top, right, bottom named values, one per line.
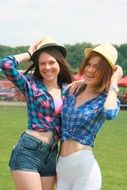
left=25, top=129, right=53, bottom=144
left=60, top=139, right=92, bottom=156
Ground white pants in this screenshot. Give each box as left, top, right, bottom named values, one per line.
left=56, top=150, right=102, bottom=190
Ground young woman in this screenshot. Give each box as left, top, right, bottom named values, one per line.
left=56, top=42, right=123, bottom=190
left=0, top=36, right=73, bottom=190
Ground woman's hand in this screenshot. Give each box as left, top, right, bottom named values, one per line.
left=28, top=39, right=43, bottom=56
left=111, top=65, right=123, bottom=85
left=14, top=38, right=44, bottom=63
left=104, top=65, right=123, bottom=110
left=67, top=79, right=84, bottom=95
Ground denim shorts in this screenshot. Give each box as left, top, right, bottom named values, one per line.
left=9, top=132, right=58, bottom=176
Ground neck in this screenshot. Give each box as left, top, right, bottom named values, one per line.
left=43, top=79, right=60, bottom=90
left=85, top=86, right=94, bottom=93
left=83, top=86, right=99, bottom=96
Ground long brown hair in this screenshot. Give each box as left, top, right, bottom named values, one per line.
left=79, top=52, right=113, bottom=93
left=24, top=47, right=73, bottom=87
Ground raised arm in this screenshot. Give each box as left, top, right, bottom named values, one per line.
left=14, top=39, right=43, bottom=63
left=104, top=65, right=123, bottom=109
left=0, top=38, right=43, bottom=93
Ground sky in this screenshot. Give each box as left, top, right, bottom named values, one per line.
left=0, top=0, right=127, bottom=47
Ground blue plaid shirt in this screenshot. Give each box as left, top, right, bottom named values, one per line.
left=0, top=56, right=67, bottom=143
left=61, top=93, right=120, bottom=147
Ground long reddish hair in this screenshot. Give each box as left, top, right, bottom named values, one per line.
left=79, top=52, right=113, bottom=93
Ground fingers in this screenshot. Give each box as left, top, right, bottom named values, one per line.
left=67, top=82, right=77, bottom=95
left=69, top=84, right=80, bottom=95
left=28, top=38, right=44, bottom=55
left=67, top=80, right=84, bottom=96
left=111, top=65, right=123, bottom=84
left=34, top=39, right=44, bottom=49
left=115, top=65, right=123, bottom=77
left=113, top=65, right=117, bottom=72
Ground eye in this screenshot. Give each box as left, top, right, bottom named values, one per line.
left=49, top=61, right=56, bottom=66
left=86, top=62, right=90, bottom=67
left=94, top=64, right=100, bottom=70
left=39, top=62, right=45, bottom=66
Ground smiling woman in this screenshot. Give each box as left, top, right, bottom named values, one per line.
left=56, top=42, right=123, bottom=190
left=38, top=52, right=60, bottom=84
left=0, top=36, right=73, bottom=190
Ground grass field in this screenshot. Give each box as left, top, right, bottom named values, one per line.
left=0, top=105, right=127, bottom=190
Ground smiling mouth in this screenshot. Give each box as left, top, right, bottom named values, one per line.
left=44, top=74, right=53, bottom=77
left=43, top=71, right=53, bottom=75
left=85, top=76, right=94, bottom=79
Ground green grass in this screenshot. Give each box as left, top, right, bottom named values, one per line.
left=0, top=106, right=127, bottom=190
left=0, top=106, right=27, bottom=190
left=94, top=111, right=127, bottom=190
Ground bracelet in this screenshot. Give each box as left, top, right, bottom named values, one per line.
left=26, top=51, right=32, bottom=62
left=108, top=85, right=119, bottom=94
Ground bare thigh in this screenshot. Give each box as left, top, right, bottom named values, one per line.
left=12, top=171, right=42, bottom=190
left=41, top=176, right=56, bottom=190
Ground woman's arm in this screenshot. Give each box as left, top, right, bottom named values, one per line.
left=0, top=39, right=43, bottom=92
left=14, top=52, right=31, bottom=63
left=104, top=65, right=123, bottom=110
left=14, top=39, right=43, bottom=63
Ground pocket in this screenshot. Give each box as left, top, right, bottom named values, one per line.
left=20, top=138, right=39, bottom=150
left=9, top=144, right=18, bottom=167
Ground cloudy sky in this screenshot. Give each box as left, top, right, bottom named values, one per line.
left=0, top=0, right=127, bottom=47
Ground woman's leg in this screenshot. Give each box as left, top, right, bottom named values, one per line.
left=40, top=145, right=58, bottom=190
left=56, top=154, right=78, bottom=190
left=57, top=150, right=102, bottom=190
left=72, top=151, right=102, bottom=190
left=10, top=133, right=57, bottom=190
left=41, top=176, right=56, bottom=190
left=12, top=171, right=42, bottom=190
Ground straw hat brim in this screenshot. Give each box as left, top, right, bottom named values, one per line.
left=31, top=43, right=67, bottom=61
left=84, top=48, right=115, bottom=69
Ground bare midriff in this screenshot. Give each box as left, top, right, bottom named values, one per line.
left=26, top=129, right=53, bottom=144
left=60, top=139, right=92, bottom=156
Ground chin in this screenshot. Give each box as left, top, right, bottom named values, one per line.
left=45, top=78, right=53, bottom=81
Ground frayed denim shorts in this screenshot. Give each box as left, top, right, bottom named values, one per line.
left=9, top=132, right=58, bottom=176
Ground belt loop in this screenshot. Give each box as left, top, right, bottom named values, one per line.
left=38, top=141, right=44, bottom=149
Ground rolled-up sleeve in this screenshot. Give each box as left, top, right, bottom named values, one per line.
left=103, top=100, right=121, bottom=120
left=0, top=56, right=29, bottom=94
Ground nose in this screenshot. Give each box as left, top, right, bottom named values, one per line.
left=45, top=63, right=51, bottom=69
left=87, top=65, right=94, bottom=73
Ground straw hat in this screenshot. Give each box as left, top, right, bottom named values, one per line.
left=84, top=42, right=118, bottom=69
left=31, top=36, right=66, bottom=60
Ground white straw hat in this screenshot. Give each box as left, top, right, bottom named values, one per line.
left=84, top=42, right=118, bottom=69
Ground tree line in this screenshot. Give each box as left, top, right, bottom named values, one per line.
left=0, top=42, right=127, bottom=77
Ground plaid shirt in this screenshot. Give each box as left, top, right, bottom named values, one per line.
left=0, top=56, right=67, bottom=143
left=61, top=93, right=120, bottom=147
